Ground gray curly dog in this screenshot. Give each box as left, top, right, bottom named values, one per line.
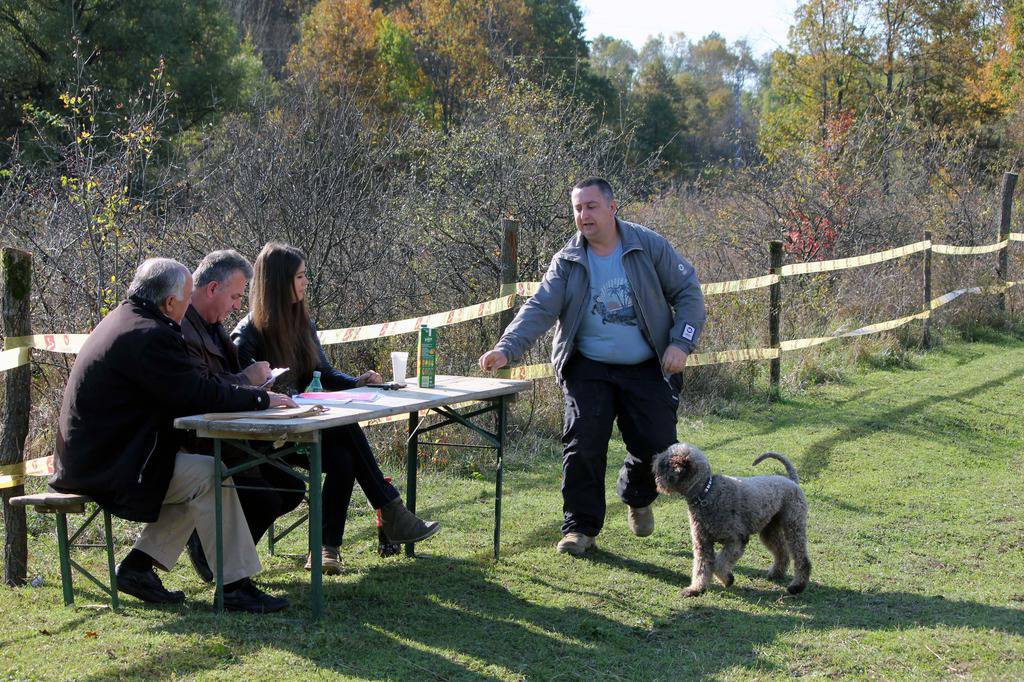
left=652, top=443, right=811, bottom=597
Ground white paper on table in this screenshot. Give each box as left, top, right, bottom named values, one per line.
left=293, top=391, right=381, bottom=406
left=259, top=367, right=290, bottom=388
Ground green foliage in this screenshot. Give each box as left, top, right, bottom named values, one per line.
left=592, top=31, right=760, bottom=176
left=759, top=0, right=1015, bottom=162
left=3, top=66, right=178, bottom=326
left=590, top=35, right=637, bottom=99
left=375, top=16, right=432, bottom=118
left=0, top=0, right=265, bottom=147
left=631, top=89, right=685, bottom=169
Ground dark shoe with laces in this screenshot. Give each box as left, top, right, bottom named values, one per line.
left=186, top=530, right=213, bottom=583
left=115, top=563, right=185, bottom=604
left=222, top=579, right=289, bottom=614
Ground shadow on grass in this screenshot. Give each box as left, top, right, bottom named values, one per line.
left=798, top=364, right=1024, bottom=481
left=78, top=556, right=646, bottom=681
left=71, top=553, right=1024, bottom=681
left=697, top=358, right=1024, bottom=484
left=0, top=612, right=96, bottom=650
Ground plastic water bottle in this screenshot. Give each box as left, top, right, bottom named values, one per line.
left=305, top=370, right=323, bottom=393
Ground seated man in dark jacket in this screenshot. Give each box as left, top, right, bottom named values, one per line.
left=51, top=258, right=295, bottom=613
left=180, top=249, right=305, bottom=581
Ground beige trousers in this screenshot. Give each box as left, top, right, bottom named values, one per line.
left=134, top=451, right=261, bottom=584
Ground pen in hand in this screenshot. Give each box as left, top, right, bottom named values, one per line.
left=243, top=360, right=272, bottom=387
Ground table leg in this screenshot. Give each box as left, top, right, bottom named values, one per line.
left=495, top=395, right=506, bottom=561
left=103, top=511, right=120, bottom=611
left=55, top=512, right=73, bottom=607
left=405, top=409, right=419, bottom=557
left=214, top=439, right=225, bottom=612
left=308, top=438, right=323, bottom=620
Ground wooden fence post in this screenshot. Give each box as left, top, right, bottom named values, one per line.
left=997, top=171, right=1018, bottom=316
left=923, top=230, right=933, bottom=349
left=768, top=240, right=783, bottom=400
left=1, top=247, right=31, bottom=586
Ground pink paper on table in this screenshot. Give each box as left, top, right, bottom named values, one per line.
left=298, top=391, right=379, bottom=402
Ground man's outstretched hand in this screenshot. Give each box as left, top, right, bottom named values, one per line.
left=478, top=350, right=509, bottom=372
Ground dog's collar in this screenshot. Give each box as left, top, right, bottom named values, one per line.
left=686, top=475, right=714, bottom=507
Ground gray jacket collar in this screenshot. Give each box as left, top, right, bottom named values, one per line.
left=560, top=218, right=645, bottom=263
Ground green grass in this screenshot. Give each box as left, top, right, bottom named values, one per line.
left=2, top=333, right=1024, bottom=680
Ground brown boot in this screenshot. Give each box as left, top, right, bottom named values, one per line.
left=380, top=498, right=440, bottom=544
left=304, top=546, right=343, bottom=575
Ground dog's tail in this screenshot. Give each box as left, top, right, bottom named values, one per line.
left=752, top=452, right=799, bottom=483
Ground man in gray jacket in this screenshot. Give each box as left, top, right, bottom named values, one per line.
left=479, top=177, right=706, bottom=555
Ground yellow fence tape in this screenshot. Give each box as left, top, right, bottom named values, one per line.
left=701, top=275, right=780, bottom=296
left=0, top=455, right=54, bottom=490
left=687, top=348, right=779, bottom=365
left=510, top=275, right=782, bottom=299
left=931, top=240, right=1008, bottom=255
left=779, top=240, right=931, bottom=276
left=359, top=400, right=484, bottom=427
left=318, top=295, right=516, bottom=345
left=779, top=311, right=931, bottom=352
left=4, top=233, right=1019, bottom=373
left=6, top=334, right=89, bottom=354
left=500, top=282, right=540, bottom=297
left=496, top=364, right=555, bottom=380
left=928, top=282, right=1014, bottom=309
left=0, top=347, right=30, bottom=371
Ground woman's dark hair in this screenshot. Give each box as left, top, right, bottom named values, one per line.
left=250, top=242, right=318, bottom=383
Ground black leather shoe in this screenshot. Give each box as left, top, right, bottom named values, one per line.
left=222, top=579, right=289, bottom=614
left=186, top=530, right=213, bottom=583
left=115, top=563, right=185, bottom=604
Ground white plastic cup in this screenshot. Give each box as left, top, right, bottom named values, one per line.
left=390, top=351, right=409, bottom=384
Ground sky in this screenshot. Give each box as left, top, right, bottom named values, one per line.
left=577, top=0, right=804, bottom=57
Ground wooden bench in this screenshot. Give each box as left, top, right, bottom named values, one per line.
left=9, top=492, right=119, bottom=610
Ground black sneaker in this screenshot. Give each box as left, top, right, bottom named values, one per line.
left=186, top=530, right=213, bottom=583
left=222, top=579, right=289, bottom=614
left=115, top=563, right=185, bottom=604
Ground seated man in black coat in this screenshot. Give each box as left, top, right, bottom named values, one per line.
left=51, top=258, right=295, bottom=613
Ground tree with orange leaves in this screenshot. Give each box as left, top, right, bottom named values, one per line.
left=292, top=0, right=535, bottom=129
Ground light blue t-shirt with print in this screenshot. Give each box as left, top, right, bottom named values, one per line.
left=575, top=242, right=656, bottom=365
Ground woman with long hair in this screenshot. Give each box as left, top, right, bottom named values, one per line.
left=232, top=242, right=440, bottom=573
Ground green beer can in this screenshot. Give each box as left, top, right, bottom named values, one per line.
left=417, top=324, right=437, bottom=388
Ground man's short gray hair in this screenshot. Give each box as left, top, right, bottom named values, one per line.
left=127, top=258, right=190, bottom=306
left=572, top=177, right=615, bottom=203
left=193, top=249, right=253, bottom=288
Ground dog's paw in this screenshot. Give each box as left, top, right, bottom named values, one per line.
left=786, top=581, right=807, bottom=595
left=723, top=572, right=734, bottom=587
left=681, top=586, right=705, bottom=598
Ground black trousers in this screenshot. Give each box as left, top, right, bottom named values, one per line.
left=560, top=354, right=681, bottom=537
left=234, top=464, right=306, bottom=544
left=302, top=423, right=399, bottom=548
